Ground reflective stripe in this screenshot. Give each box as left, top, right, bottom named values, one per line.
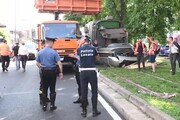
left=79, top=67, right=96, bottom=71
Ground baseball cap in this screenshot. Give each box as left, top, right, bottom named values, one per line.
left=45, top=37, right=57, bottom=42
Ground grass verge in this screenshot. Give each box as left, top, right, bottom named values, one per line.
left=99, top=57, right=180, bottom=120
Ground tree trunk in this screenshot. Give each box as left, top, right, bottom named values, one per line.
left=119, top=0, right=126, bottom=27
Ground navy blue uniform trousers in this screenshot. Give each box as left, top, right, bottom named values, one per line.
left=80, top=70, right=98, bottom=105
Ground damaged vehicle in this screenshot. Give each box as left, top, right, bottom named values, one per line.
left=84, top=17, right=137, bottom=67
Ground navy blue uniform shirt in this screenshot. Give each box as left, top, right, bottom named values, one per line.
left=36, top=46, right=61, bottom=68
left=77, top=44, right=97, bottom=68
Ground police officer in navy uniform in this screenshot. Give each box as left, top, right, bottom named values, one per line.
left=38, top=40, right=50, bottom=105
left=36, top=37, right=63, bottom=111
left=77, top=36, right=101, bottom=117
left=69, top=53, right=82, bottom=103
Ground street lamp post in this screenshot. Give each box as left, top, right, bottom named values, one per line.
left=14, top=0, right=17, bottom=43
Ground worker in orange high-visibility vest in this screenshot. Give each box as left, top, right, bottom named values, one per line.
left=134, top=38, right=146, bottom=71
left=148, top=37, right=158, bottom=73
left=0, top=40, right=11, bottom=72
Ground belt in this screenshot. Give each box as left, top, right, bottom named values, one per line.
left=79, top=68, right=96, bottom=72
left=42, top=67, right=56, bottom=70
left=170, top=53, right=178, bottom=55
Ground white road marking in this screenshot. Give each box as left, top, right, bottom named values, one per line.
left=88, top=85, right=122, bottom=120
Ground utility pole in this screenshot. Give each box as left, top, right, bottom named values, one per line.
left=14, top=0, right=17, bottom=43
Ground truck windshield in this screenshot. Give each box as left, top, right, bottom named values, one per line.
left=98, top=21, right=120, bottom=29
left=44, top=23, right=77, bottom=38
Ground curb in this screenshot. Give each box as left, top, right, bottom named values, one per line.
left=98, top=74, right=175, bottom=120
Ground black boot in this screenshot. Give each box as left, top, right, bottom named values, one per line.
left=42, top=94, right=47, bottom=111
left=92, top=98, right=101, bottom=117
left=81, top=109, right=87, bottom=118
left=80, top=100, right=89, bottom=107
left=73, top=97, right=81, bottom=103
left=50, top=93, right=57, bottom=111
left=39, top=94, right=43, bottom=105
left=81, top=99, right=87, bottom=117
left=93, top=109, right=101, bottom=117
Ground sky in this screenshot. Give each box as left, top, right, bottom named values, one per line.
left=0, top=0, right=64, bottom=30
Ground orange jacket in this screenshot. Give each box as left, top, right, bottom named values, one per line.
left=149, top=40, right=158, bottom=55
left=0, top=43, right=10, bottom=56
left=134, top=42, right=145, bottom=55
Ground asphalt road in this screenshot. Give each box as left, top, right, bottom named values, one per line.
left=0, top=60, right=123, bottom=120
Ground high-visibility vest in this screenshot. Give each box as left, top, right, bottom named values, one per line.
left=149, top=41, right=158, bottom=55
left=0, top=43, right=10, bottom=56
left=134, top=42, right=145, bottom=55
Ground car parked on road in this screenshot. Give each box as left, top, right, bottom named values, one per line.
left=159, top=45, right=170, bottom=57
left=25, top=42, right=38, bottom=60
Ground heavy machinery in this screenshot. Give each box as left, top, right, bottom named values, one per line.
left=84, top=17, right=137, bottom=67
left=34, top=0, right=102, bottom=66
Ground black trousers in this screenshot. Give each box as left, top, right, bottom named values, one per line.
left=75, top=65, right=81, bottom=97
left=177, top=53, right=180, bottom=68
left=41, top=69, right=57, bottom=99
left=170, top=53, right=178, bottom=74
left=137, top=53, right=145, bottom=69
left=80, top=70, right=98, bottom=108
left=1, top=56, right=10, bottom=70
left=39, top=69, right=43, bottom=92
left=20, top=55, right=28, bottom=69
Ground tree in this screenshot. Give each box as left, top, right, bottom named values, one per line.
left=126, top=0, right=175, bottom=44
left=63, top=0, right=179, bottom=44
left=0, top=28, right=9, bottom=41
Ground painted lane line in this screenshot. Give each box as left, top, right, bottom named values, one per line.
left=88, top=85, right=122, bottom=120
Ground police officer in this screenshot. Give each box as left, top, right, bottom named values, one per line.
left=77, top=36, right=101, bottom=117
left=69, top=53, right=81, bottom=103
left=36, top=37, right=63, bottom=111
left=38, top=40, right=50, bottom=105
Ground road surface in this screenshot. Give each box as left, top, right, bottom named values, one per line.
left=0, top=61, right=123, bottom=120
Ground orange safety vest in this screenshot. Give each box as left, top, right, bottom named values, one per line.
left=149, top=41, right=158, bottom=55
left=0, top=43, right=10, bottom=56
left=134, top=42, right=145, bottom=55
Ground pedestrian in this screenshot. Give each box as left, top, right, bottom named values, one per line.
left=134, top=38, right=146, bottom=71
left=0, top=40, right=11, bottom=72
left=12, top=42, right=20, bottom=70
left=36, top=37, right=63, bottom=111
left=77, top=36, right=101, bottom=117
left=172, top=37, right=180, bottom=68
left=147, top=37, right=158, bottom=73
left=18, top=42, right=29, bottom=72
left=169, top=37, right=179, bottom=75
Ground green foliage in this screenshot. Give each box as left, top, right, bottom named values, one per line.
left=126, top=0, right=175, bottom=44
left=0, top=28, right=9, bottom=41
left=64, top=14, right=97, bottom=26
left=63, top=0, right=180, bottom=44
